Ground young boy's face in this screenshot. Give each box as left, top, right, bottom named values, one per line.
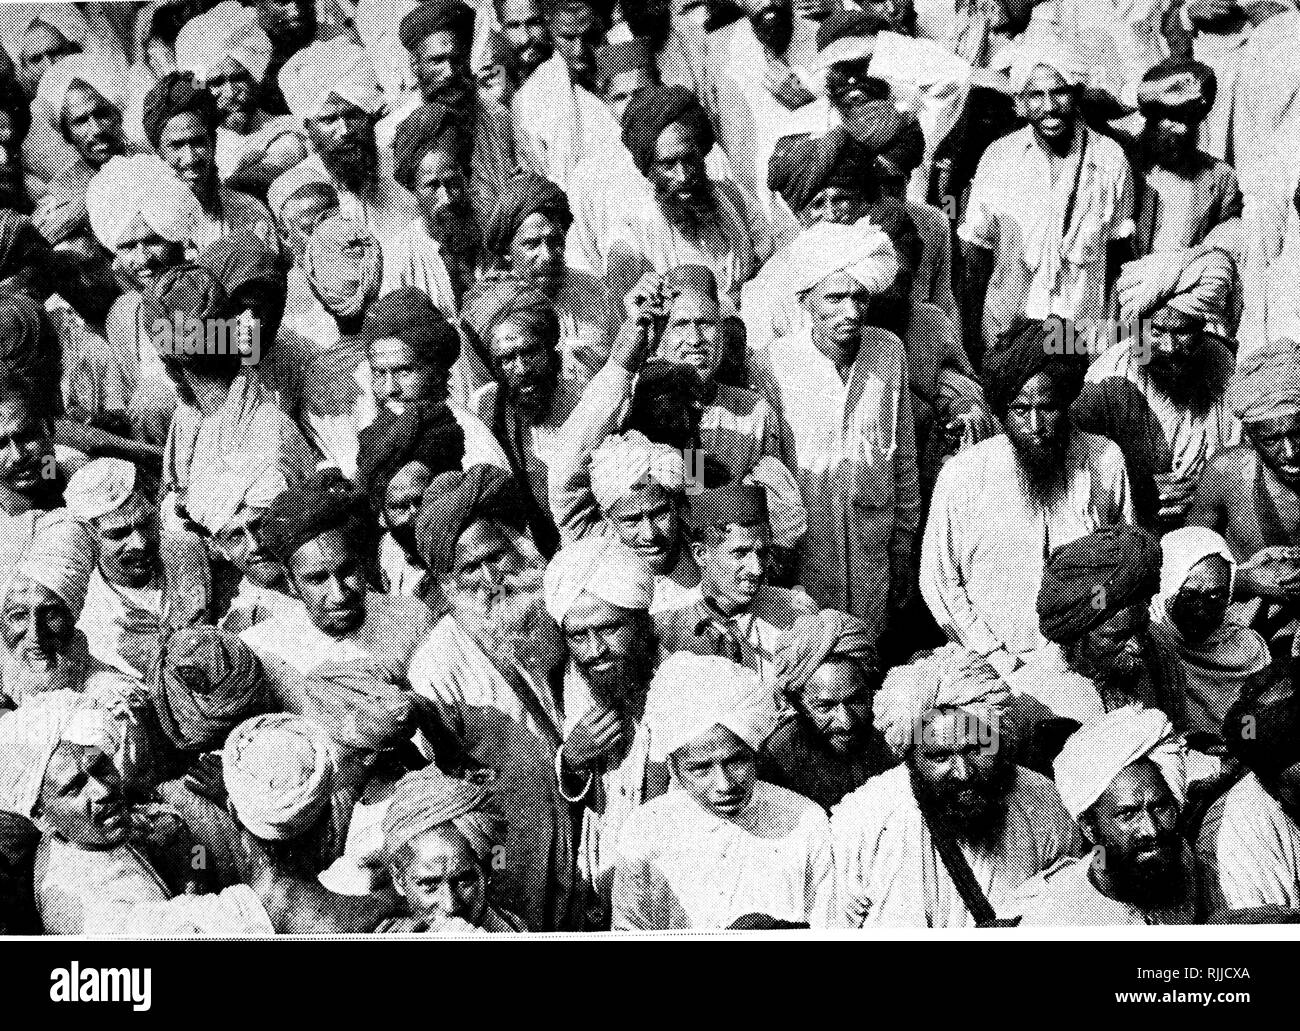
left=37, top=741, right=129, bottom=848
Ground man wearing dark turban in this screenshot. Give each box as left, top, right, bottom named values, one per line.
left=151, top=626, right=271, bottom=753
left=413, top=464, right=531, bottom=588
left=482, top=170, right=573, bottom=277
left=767, top=125, right=873, bottom=225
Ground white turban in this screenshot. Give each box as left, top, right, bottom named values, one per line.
left=176, top=1, right=273, bottom=85
left=2, top=8, right=91, bottom=67
left=223, top=713, right=336, bottom=841
left=64, top=458, right=138, bottom=522
left=589, top=430, right=686, bottom=511
left=646, top=652, right=781, bottom=763
left=10, top=510, right=96, bottom=619
left=278, top=37, right=383, bottom=123
left=1053, top=705, right=1187, bottom=822
left=543, top=536, right=656, bottom=625
left=873, top=643, right=1010, bottom=757
left=744, top=457, right=806, bottom=549
left=34, top=52, right=126, bottom=134
left=1154, top=526, right=1236, bottom=618
left=86, top=155, right=204, bottom=252
left=0, top=690, right=94, bottom=818
left=1002, top=40, right=1085, bottom=96
left=785, top=222, right=899, bottom=298
left=185, top=451, right=288, bottom=535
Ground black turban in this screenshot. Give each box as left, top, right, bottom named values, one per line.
left=0, top=211, right=53, bottom=284
left=482, top=171, right=572, bottom=258
left=397, top=0, right=474, bottom=53
left=1224, top=662, right=1300, bottom=780
left=355, top=403, right=466, bottom=514
left=197, top=230, right=285, bottom=300
left=1139, top=57, right=1217, bottom=124
left=460, top=276, right=558, bottom=353
left=413, top=464, right=528, bottom=582
left=360, top=287, right=461, bottom=371
left=0, top=75, right=32, bottom=146
left=983, top=317, right=1089, bottom=418
left=768, top=126, right=873, bottom=214
left=151, top=626, right=272, bottom=752
left=869, top=109, right=925, bottom=177
left=392, top=101, right=469, bottom=193
left=0, top=287, right=59, bottom=407
left=261, top=470, right=368, bottom=565
left=621, top=83, right=714, bottom=177
left=142, top=71, right=219, bottom=149
left=137, top=264, right=229, bottom=373
left=1037, top=526, right=1162, bottom=645
left=816, top=8, right=892, bottom=53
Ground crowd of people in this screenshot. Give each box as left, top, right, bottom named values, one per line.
left=0, top=0, right=1298, bottom=934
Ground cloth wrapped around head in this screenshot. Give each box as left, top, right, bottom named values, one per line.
left=543, top=536, right=655, bottom=624
left=1138, top=57, right=1216, bottom=126
left=86, top=154, right=204, bottom=253
left=768, top=126, right=874, bottom=215
left=983, top=317, right=1089, bottom=418
left=869, top=108, right=925, bottom=179
left=482, top=171, right=572, bottom=259
left=1116, top=247, right=1235, bottom=324
left=784, top=221, right=899, bottom=299
left=873, top=643, right=1010, bottom=757
left=0, top=212, right=50, bottom=283
left=304, top=214, right=384, bottom=321
left=1038, top=526, right=1163, bottom=645
left=185, top=451, right=288, bottom=536
left=774, top=609, right=878, bottom=701
left=398, top=0, right=474, bottom=52
left=0, top=690, right=98, bottom=818
left=64, top=458, right=138, bottom=523
left=1005, top=39, right=1084, bottom=96
left=382, top=767, right=506, bottom=865
left=142, top=71, right=219, bottom=149
left=303, top=657, right=416, bottom=752
left=1053, top=705, right=1186, bottom=821
left=138, top=263, right=228, bottom=351
left=1154, top=526, right=1235, bottom=618
left=646, top=652, right=780, bottom=763
left=197, top=229, right=286, bottom=304
left=1228, top=338, right=1300, bottom=425
left=392, top=102, right=469, bottom=193
left=360, top=287, right=461, bottom=371
left=35, top=53, right=126, bottom=135
left=0, top=288, right=60, bottom=406
left=152, top=626, right=271, bottom=752
left=278, top=37, right=383, bottom=123
left=355, top=403, right=466, bottom=513
left=176, top=0, right=274, bottom=84
left=813, top=8, right=891, bottom=69
left=596, top=37, right=652, bottom=86
left=589, top=430, right=687, bottom=511
left=413, top=464, right=528, bottom=583
left=11, top=510, right=96, bottom=620
left=621, top=82, right=714, bottom=178
left=223, top=713, right=335, bottom=841
left=460, top=277, right=557, bottom=352
left=1223, top=665, right=1300, bottom=779
left=260, top=471, right=365, bottom=566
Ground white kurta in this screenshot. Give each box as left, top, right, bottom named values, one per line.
left=77, top=569, right=161, bottom=682
left=611, top=781, right=836, bottom=930
left=1197, top=771, right=1300, bottom=913
left=35, top=838, right=169, bottom=935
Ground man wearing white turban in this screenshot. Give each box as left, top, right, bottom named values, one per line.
left=759, top=220, right=918, bottom=642
left=612, top=652, right=835, bottom=929
left=832, top=644, right=1079, bottom=927
left=1008, top=706, right=1200, bottom=924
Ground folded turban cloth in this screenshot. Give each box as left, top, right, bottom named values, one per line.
left=303, top=657, right=416, bottom=751
left=743, top=457, right=807, bottom=549
left=413, top=464, right=528, bottom=581
left=223, top=713, right=335, bottom=841
left=597, top=37, right=653, bottom=84
left=355, top=403, right=467, bottom=512
left=360, top=287, right=461, bottom=370
left=176, top=1, right=274, bottom=84
left=873, top=643, right=1010, bottom=756
left=304, top=214, right=384, bottom=321
left=862, top=195, right=921, bottom=278
left=543, top=535, right=656, bottom=623
left=261, top=472, right=365, bottom=565
left=783, top=221, right=899, bottom=298
left=382, top=768, right=506, bottom=864
left=1005, top=39, right=1084, bottom=95
left=1138, top=57, right=1216, bottom=125
left=1227, top=338, right=1300, bottom=425
left=1038, top=526, right=1163, bottom=645
left=0, top=211, right=50, bottom=283
left=774, top=609, right=878, bottom=700
left=392, top=102, right=470, bottom=192
left=983, top=317, right=1089, bottom=418
left=1224, top=665, right=1300, bottom=778
left=767, top=126, right=874, bottom=214
left=622, top=83, right=715, bottom=178
left=152, top=626, right=271, bottom=752
left=874, top=110, right=925, bottom=178
left=278, top=37, right=383, bottom=123
left=0, top=288, right=60, bottom=405
left=138, top=263, right=228, bottom=358
left=142, top=71, right=219, bottom=149
left=0, top=690, right=91, bottom=818
left=589, top=429, right=687, bottom=510
left=12, top=510, right=96, bottom=619
left=35, top=53, right=126, bottom=135
left=1053, top=705, right=1186, bottom=821
left=198, top=229, right=286, bottom=307
left=86, top=154, right=204, bottom=253
left=266, top=175, right=340, bottom=227
left=646, top=652, right=781, bottom=762
left=1116, top=247, right=1235, bottom=324
left=814, top=8, right=891, bottom=69
left=460, top=276, right=558, bottom=351
left=64, top=458, right=137, bottom=522
left=482, top=172, right=572, bottom=259
left=1155, top=526, right=1236, bottom=617
left=186, top=450, right=288, bottom=534
left=398, top=0, right=475, bottom=52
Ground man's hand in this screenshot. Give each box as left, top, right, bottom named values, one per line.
left=612, top=272, right=665, bottom=371
left=183, top=752, right=228, bottom=806
left=1185, top=0, right=1239, bottom=26
left=1236, top=547, right=1300, bottom=602
left=1155, top=472, right=1196, bottom=523
left=561, top=706, right=625, bottom=771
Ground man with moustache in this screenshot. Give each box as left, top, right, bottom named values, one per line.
left=922, top=319, right=1133, bottom=678
left=252, top=0, right=317, bottom=115
left=1009, top=706, right=1199, bottom=924
left=498, top=0, right=554, bottom=83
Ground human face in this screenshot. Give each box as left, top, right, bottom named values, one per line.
left=412, top=29, right=472, bottom=110
left=1078, top=604, right=1151, bottom=681
left=114, top=216, right=185, bottom=292
left=800, top=186, right=866, bottom=228
left=304, top=94, right=373, bottom=171
left=1246, top=411, right=1300, bottom=488
left=19, top=23, right=79, bottom=98
left=1141, top=115, right=1198, bottom=171
left=278, top=189, right=338, bottom=265
left=0, top=112, right=25, bottom=211
left=413, top=148, right=470, bottom=238
left=62, top=81, right=124, bottom=169
left=391, top=825, right=488, bottom=927
left=206, top=57, right=258, bottom=133
left=1004, top=372, right=1069, bottom=462
left=1017, top=65, right=1077, bottom=148
left=255, top=0, right=315, bottom=54
left=911, top=708, right=1010, bottom=833
left=450, top=519, right=526, bottom=600
left=1144, top=306, right=1203, bottom=369
left=370, top=337, right=449, bottom=414
left=499, top=0, right=552, bottom=77
left=382, top=461, right=432, bottom=545
left=745, top=0, right=793, bottom=55
left=670, top=724, right=758, bottom=819
left=563, top=593, right=650, bottom=697
left=488, top=319, right=559, bottom=420
left=1167, top=554, right=1231, bottom=644
left=0, top=394, right=54, bottom=496
left=37, top=742, right=129, bottom=848
left=212, top=505, right=283, bottom=588
left=94, top=493, right=159, bottom=589
left=157, top=110, right=215, bottom=200
left=798, top=660, right=872, bottom=755
left=286, top=529, right=367, bottom=637
left=605, top=68, right=654, bottom=123
left=1086, top=760, right=1181, bottom=899
left=658, top=288, right=722, bottom=381
left=647, top=122, right=710, bottom=214
left=507, top=212, right=567, bottom=293
left=803, top=271, right=868, bottom=364
left=548, top=7, right=604, bottom=91
left=604, top=484, right=679, bottom=573
left=1, top=577, right=74, bottom=667
left=693, top=522, right=770, bottom=614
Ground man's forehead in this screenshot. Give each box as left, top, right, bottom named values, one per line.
left=1096, top=759, right=1171, bottom=811
left=96, top=492, right=155, bottom=529
left=675, top=723, right=749, bottom=764
left=606, top=484, right=674, bottom=519
left=564, top=591, right=633, bottom=630
left=4, top=576, right=63, bottom=611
